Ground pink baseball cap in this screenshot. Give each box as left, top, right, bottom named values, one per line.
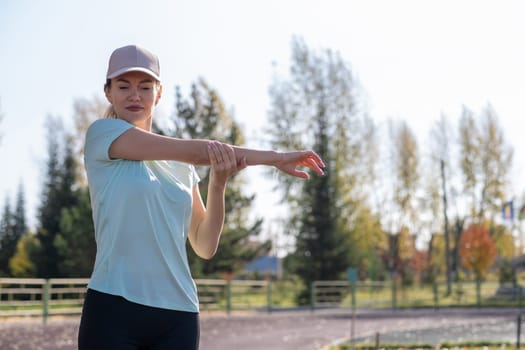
left=106, top=45, right=160, bottom=81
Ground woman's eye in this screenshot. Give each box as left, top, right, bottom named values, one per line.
left=141, top=86, right=152, bottom=90
left=118, top=86, right=129, bottom=90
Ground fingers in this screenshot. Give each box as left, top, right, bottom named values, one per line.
left=276, top=150, right=325, bottom=179
left=304, top=151, right=325, bottom=175
left=304, top=156, right=325, bottom=176
left=307, top=151, right=326, bottom=168
left=208, top=141, right=235, bottom=167
left=207, top=141, right=244, bottom=184
left=295, top=151, right=325, bottom=176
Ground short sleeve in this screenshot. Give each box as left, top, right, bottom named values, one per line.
left=84, top=118, right=134, bottom=163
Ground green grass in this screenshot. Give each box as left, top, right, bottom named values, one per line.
left=332, top=340, right=515, bottom=350
left=332, top=281, right=523, bottom=309
left=0, top=303, right=83, bottom=311
left=199, top=280, right=303, bottom=310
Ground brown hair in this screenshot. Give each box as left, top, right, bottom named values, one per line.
left=103, top=79, right=117, bottom=118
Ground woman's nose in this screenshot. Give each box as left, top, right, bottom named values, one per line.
left=128, top=88, right=140, bottom=100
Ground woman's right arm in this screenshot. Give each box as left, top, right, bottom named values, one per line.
left=109, top=127, right=211, bottom=164
left=109, top=126, right=325, bottom=177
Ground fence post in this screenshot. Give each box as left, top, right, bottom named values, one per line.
left=225, top=280, right=231, bottom=314
left=351, top=280, right=356, bottom=310
left=433, top=282, right=439, bottom=310
left=42, top=279, right=50, bottom=325
left=267, top=281, right=273, bottom=313
left=350, top=280, right=356, bottom=345
left=391, top=278, right=397, bottom=310
left=310, top=282, right=315, bottom=311
left=517, top=313, right=522, bottom=350
left=518, top=285, right=523, bottom=312
left=476, top=279, right=481, bottom=307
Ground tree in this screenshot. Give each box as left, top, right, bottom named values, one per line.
left=13, top=184, right=28, bottom=245
left=391, top=120, right=420, bottom=232
left=349, top=207, right=387, bottom=280
left=0, top=184, right=27, bottom=276
left=458, top=106, right=479, bottom=219
left=47, top=97, right=105, bottom=276
left=54, top=188, right=96, bottom=277
left=9, top=232, right=39, bottom=277
left=458, top=105, right=513, bottom=221
left=459, top=223, right=497, bottom=281
left=427, top=115, right=455, bottom=291
left=451, top=216, right=465, bottom=281
left=162, top=79, right=270, bottom=277
left=490, top=223, right=515, bottom=260
left=0, top=197, right=13, bottom=276
left=477, top=104, right=513, bottom=221
left=383, top=225, right=416, bottom=285
left=33, top=117, right=79, bottom=277
left=267, top=38, right=374, bottom=299
left=426, top=233, right=446, bottom=283
left=71, top=96, right=108, bottom=186
left=384, top=121, right=420, bottom=285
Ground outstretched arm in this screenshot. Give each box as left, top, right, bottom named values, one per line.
left=188, top=142, right=248, bottom=259
left=109, top=127, right=325, bottom=178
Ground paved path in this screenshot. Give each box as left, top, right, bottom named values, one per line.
left=0, top=308, right=518, bottom=350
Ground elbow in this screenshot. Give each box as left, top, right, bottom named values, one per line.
left=197, top=248, right=217, bottom=260
left=191, top=238, right=218, bottom=259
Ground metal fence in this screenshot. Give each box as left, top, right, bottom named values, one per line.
left=312, top=280, right=522, bottom=309
left=0, top=278, right=88, bottom=320
left=1, top=278, right=522, bottom=323
left=0, top=278, right=293, bottom=322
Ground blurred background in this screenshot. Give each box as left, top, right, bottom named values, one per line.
left=1, top=0, right=525, bottom=308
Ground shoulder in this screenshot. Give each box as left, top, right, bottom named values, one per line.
left=85, top=118, right=134, bottom=146
left=84, top=118, right=135, bottom=162
left=87, top=118, right=133, bottom=136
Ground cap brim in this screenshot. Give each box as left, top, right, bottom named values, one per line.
left=107, top=67, right=160, bottom=81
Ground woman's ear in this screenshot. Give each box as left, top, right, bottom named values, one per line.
left=155, top=84, right=163, bottom=105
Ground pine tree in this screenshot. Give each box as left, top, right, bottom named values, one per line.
left=0, top=184, right=27, bottom=277
left=0, top=198, right=13, bottom=276
left=33, top=117, right=78, bottom=277
left=266, top=38, right=375, bottom=300
left=54, top=188, right=95, bottom=277
left=157, top=79, right=270, bottom=277
left=48, top=96, right=106, bottom=276
left=13, top=183, right=27, bottom=242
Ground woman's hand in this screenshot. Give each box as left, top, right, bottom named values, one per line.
left=207, top=141, right=247, bottom=186
left=274, top=151, right=325, bottom=179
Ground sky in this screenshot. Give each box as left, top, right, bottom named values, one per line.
left=1, top=0, right=525, bottom=251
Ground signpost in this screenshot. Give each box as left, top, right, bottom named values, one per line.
left=347, top=267, right=357, bottom=346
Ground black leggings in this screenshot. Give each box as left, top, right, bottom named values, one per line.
left=78, top=289, right=199, bottom=350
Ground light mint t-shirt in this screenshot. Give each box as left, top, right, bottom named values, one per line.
left=84, top=118, right=200, bottom=312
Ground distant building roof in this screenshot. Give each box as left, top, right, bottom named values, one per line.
left=244, top=256, right=282, bottom=276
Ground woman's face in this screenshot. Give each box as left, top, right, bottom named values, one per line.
left=105, top=71, right=162, bottom=130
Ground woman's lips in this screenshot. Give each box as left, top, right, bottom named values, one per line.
left=126, top=106, right=143, bottom=111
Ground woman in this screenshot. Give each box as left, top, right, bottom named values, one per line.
left=78, top=44, right=325, bottom=349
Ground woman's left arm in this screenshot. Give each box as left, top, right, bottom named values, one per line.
left=188, top=142, right=247, bottom=259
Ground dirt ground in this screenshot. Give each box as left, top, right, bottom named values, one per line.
left=0, top=308, right=518, bottom=350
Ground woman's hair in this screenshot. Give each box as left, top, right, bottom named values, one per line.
left=103, top=79, right=117, bottom=119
